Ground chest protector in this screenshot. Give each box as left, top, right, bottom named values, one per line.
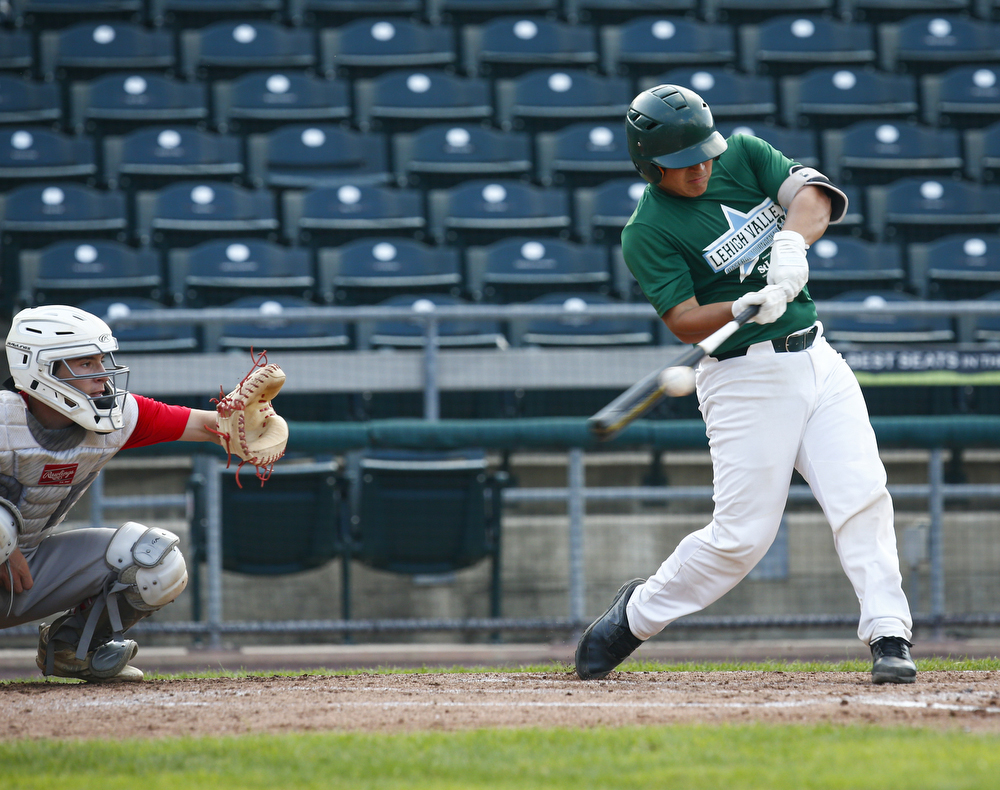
left=0, top=390, right=138, bottom=550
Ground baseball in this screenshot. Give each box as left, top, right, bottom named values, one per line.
left=658, top=366, right=696, bottom=397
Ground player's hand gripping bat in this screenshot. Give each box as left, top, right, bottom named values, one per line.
left=588, top=305, right=760, bottom=441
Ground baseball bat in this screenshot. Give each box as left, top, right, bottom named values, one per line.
left=588, top=305, right=760, bottom=441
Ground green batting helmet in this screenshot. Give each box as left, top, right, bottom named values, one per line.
left=625, top=84, right=728, bottom=180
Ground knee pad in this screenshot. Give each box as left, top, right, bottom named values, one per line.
left=105, top=522, right=188, bottom=611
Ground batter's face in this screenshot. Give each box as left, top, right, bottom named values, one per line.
left=656, top=158, right=713, bottom=198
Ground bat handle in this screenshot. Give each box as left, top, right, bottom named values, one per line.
left=733, top=304, right=761, bottom=325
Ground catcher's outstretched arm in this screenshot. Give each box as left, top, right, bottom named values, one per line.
left=180, top=409, right=229, bottom=443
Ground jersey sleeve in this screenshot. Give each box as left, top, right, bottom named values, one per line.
left=621, top=217, right=694, bottom=317
left=738, top=134, right=799, bottom=204
left=123, top=394, right=191, bottom=449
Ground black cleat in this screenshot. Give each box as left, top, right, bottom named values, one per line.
left=871, top=636, right=917, bottom=685
left=575, top=579, right=645, bottom=680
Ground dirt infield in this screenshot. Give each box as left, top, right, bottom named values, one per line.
left=4, top=669, right=1000, bottom=740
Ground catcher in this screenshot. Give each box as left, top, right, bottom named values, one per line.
left=0, top=304, right=288, bottom=682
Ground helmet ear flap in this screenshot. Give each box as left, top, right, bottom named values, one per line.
left=633, top=160, right=663, bottom=185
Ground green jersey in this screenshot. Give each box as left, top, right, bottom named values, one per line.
left=621, top=134, right=819, bottom=356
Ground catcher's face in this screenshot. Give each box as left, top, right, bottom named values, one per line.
left=657, top=158, right=713, bottom=198
left=55, top=354, right=110, bottom=398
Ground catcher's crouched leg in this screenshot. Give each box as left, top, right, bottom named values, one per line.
left=36, top=522, right=188, bottom=682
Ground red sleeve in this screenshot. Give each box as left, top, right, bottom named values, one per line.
left=123, top=395, right=192, bottom=449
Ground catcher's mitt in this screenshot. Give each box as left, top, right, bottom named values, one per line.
left=210, top=351, right=288, bottom=487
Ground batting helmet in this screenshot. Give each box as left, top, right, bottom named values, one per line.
left=625, top=84, right=728, bottom=182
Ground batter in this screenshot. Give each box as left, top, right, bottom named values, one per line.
left=575, top=84, right=916, bottom=685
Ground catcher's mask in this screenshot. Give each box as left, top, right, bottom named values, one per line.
left=5, top=305, right=130, bottom=433
left=626, top=84, right=728, bottom=184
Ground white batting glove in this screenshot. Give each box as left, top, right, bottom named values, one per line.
left=732, top=284, right=790, bottom=325
left=767, top=229, right=809, bottom=301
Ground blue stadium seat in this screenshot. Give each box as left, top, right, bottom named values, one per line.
left=495, top=68, right=631, bottom=133
left=879, top=15, right=1000, bottom=75
left=18, top=240, right=163, bottom=308
left=841, top=0, right=972, bottom=24
left=291, top=0, right=423, bottom=27
left=39, top=21, right=174, bottom=83
left=805, top=236, right=906, bottom=300
left=963, top=120, right=1000, bottom=181
left=180, top=21, right=316, bottom=82
left=639, top=68, right=778, bottom=122
left=427, top=179, right=572, bottom=247
left=317, top=237, right=462, bottom=304
left=821, top=120, right=964, bottom=186
left=908, top=233, right=1000, bottom=299
left=866, top=177, right=1000, bottom=244
left=465, top=237, right=611, bottom=303
left=427, top=0, right=560, bottom=25
left=11, top=0, right=144, bottom=29
left=819, top=289, right=955, bottom=344
left=0, top=127, right=97, bottom=189
left=512, top=292, right=655, bottom=347
left=103, top=126, right=245, bottom=192
left=0, top=30, right=33, bottom=76
left=168, top=238, right=315, bottom=306
left=77, top=297, right=199, bottom=353
left=354, top=69, right=493, bottom=135
left=922, top=65, right=1000, bottom=129
left=780, top=67, right=919, bottom=129
left=715, top=122, right=820, bottom=166
left=70, top=73, right=209, bottom=138
left=0, top=75, right=61, bottom=127
left=282, top=183, right=426, bottom=247
left=702, top=0, right=836, bottom=24
left=739, top=16, right=876, bottom=77
left=971, top=290, right=1000, bottom=343
left=319, top=18, right=457, bottom=79
left=135, top=181, right=279, bottom=249
left=462, top=16, right=598, bottom=79
left=535, top=121, right=635, bottom=189
left=149, top=0, right=286, bottom=29
left=247, top=124, right=391, bottom=190
left=573, top=178, right=647, bottom=245
left=392, top=123, right=533, bottom=189
left=564, top=0, right=697, bottom=25
left=207, top=295, right=351, bottom=352
left=213, top=71, right=351, bottom=136
left=365, top=293, right=507, bottom=349
left=601, top=16, right=735, bottom=80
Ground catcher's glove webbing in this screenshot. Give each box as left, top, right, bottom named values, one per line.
left=209, top=350, right=288, bottom=487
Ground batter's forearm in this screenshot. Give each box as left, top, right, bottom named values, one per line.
left=662, top=298, right=740, bottom=344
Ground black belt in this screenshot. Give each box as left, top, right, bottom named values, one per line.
left=713, top=325, right=819, bottom=361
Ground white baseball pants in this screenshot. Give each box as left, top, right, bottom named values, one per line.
left=627, top=328, right=913, bottom=645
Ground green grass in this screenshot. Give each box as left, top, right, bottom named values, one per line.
left=2, top=725, right=999, bottom=790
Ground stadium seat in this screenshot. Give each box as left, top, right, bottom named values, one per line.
left=0, top=75, right=61, bottom=127
left=317, top=237, right=462, bottom=305
left=18, top=240, right=163, bottom=308
left=922, top=65, right=1000, bottom=129
left=495, top=68, right=631, bottom=133
left=601, top=16, right=735, bottom=80
left=103, top=126, right=245, bottom=192
left=363, top=293, right=507, bottom=349
left=963, top=120, right=1000, bottom=181
left=427, top=0, right=560, bottom=25
left=70, top=73, right=209, bottom=138
left=702, top=0, right=836, bottom=24
left=639, top=68, right=778, bottom=121
left=908, top=233, right=1000, bottom=299
left=462, top=16, right=598, bottom=79
left=319, top=18, right=457, bottom=79
left=573, top=178, right=647, bottom=245
left=354, top=68, right=493, bottom=135
left=392, top=123, right=533, bottom=189
left=282, top=183, right=427, bottom=247
left=841, top=0, right=973, bottom=24
left=781, top=67, right=919, bottom=129
left=465, top=237, right=611, bottom=303
left=344, top=449, right=503, bottom=620
left=247, top=124, right=391, bottom=190
left=76, top=296, right=199, bottom=352
left=135, top=181, right=279, bottom=249
left=970, top=289, right=1000, bottom=343
left=149, top=0, right=286, bottom=29
left=39, top=21, right=174, bottom=83
left=535, top=121, right=635, bottom=189
left=866, top=177, right=1000, bottom=244
left=427, top=179, right=572, bottom=248
left=879, top=15, right=1000, bottom=75
left=511, top=291, right=656, bottom=347
left=0, top=127, right=97, bottom=189
left=567, top=0, right=697, bottom=24
left=739, top=16, right=876, bottom=77
left=715, top=121, right=820, bottom=166
left=206, top=294, right=351, bottom=351
left=821, top=120, right=964, bottom=186
left=291, top=0, right=424, bottom=27
left=0, top=30, right=33, bottom=76
left=820, top=290, right=955, bottom=345
left=805, top=236, right=907, bottom=300
left=168, top=238, right=315, bottom=306
left=180, top=21, right=316, bottom=82
left=10, top=0, right=144, bottom=29
left=213, top=71, right=351, bottom=136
